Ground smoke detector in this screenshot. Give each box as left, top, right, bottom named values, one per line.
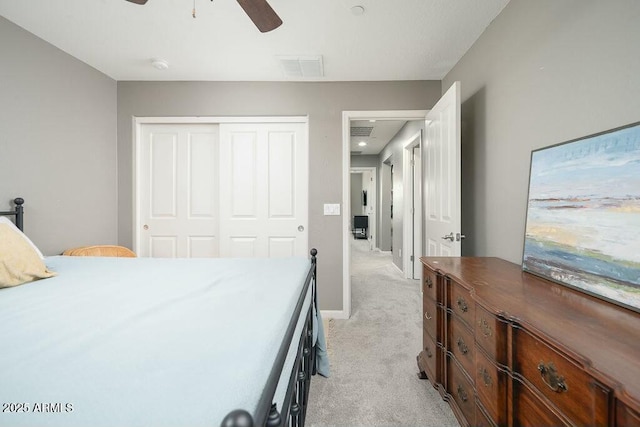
left=350, top=6, right=365, bottom=16
left=151, top=59, right=169, bottom=71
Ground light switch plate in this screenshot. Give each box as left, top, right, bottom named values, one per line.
left=323, top=203, right=341, bottom=216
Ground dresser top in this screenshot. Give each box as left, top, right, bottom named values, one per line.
left=421, top=256, right=640, bottom=404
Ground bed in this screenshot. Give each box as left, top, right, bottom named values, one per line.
left=0, top=198, right=326, bottom=427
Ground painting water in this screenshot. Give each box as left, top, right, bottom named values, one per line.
left=523, top=122, right=640, bottom=312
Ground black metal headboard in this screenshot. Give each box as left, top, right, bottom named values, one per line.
left=0, top=198, right=25, bottom=231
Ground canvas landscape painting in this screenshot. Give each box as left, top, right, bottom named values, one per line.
left=523, top=122, right=640, bottom=313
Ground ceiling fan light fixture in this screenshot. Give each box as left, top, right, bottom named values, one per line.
left=151, top=59, right=169, bottom=71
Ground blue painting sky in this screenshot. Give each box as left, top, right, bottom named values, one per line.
left=529, top=124, right=640, bottom=200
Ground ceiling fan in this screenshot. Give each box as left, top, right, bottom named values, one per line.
left=125, top=0, right=283, bottom=33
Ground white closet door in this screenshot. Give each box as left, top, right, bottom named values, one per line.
left=138, top=124, right=219, bottom=258
left=219, top=123, right=308, bottom=258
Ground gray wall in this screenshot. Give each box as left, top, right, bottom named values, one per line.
left=350, top=173, right=363, bottom=218
left=379, top=162, right=392, bottom=251
left=350, top=155, right=379, bottom=169
left=443, top=0, right=640, bottom=264
left=378, top=120, right=425, bottom=270
left=0, top=17, right=117, bottom=256
left=117, top=81, right=442, bottom=311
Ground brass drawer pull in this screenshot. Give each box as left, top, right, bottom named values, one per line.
left=424, top=311, right=433, bottom=320
left=479, top=318, right=493, bottom=337
left=457, top=297, right=468, bottom=313
left=425, top=346, right=433, bottom=358
left=538, top=362, right=568, bottom=393
left=456, top=337, right=469, bottom=355
left=479, top=367, right=493, bottom=387
left=425, top=276, right=433, bottom=289
left=457, top=384, right=468, bottom=402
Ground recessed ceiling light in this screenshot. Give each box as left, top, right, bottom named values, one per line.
left=358, top=141, right=367, bottom=147
left=369, top=119, right=376, bottom=123
left=351, top=5, right=365, bottom=16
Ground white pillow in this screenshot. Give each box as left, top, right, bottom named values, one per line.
left=0, top=224, right=55, bottom=288
left=0, top=217, right=44, bottom=259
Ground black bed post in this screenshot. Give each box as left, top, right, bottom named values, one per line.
left=310, top=248, right=318, bottom=377
left=14, top=198, right=24, bottom=231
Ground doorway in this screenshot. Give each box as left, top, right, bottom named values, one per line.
left=341, top=110, right=428, bottom=319
left=350, top=167, right=377, bottom=250
left=403, top=131, right=423, bottom=280
left=341, top=85, right=462, bottom=318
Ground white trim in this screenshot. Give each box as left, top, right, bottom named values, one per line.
left=320, top=309, right=349, bottom=320
left=134, top=116, right=307, bottom=124
left=132, top=117, right=142, bottom=254
left=350, top=166, right=377, bottom=250
left=342, top=110, right=428, bottom=320
left=133, top=115, right=309, bottom=256
left=402, top=130, right=423, bottom=279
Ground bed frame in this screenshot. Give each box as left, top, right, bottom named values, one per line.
left=2, top=197, right=318, bottom=427
left=0, top=197, right=24, bottom=231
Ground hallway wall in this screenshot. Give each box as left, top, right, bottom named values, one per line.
left=378, top=120, right=425, bottom=270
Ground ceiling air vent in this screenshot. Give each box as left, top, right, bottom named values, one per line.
left=350, top=126, right=374, bottom=137
left=277, top=55, right=324, bottom=79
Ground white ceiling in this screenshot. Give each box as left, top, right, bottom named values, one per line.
left=350, top=120, right=407, bottom=156
left=0, top=0, right=509, bottom=81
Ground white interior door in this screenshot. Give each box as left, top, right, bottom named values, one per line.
left=219, top=123, right=308, bottom=258
left=138, top=124, right=219, bottom=258
left=425, top=81, right=462, bottom=256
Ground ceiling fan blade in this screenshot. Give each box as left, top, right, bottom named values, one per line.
left=125, top=0, right=148, bottom=4
left=236, top=0, right=283, bottom=33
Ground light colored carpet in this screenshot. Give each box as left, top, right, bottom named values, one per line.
left=306, top=239, right=459, bottom=427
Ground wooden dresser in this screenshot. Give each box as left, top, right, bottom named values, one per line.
left=417, top=257, right=640, bottom=427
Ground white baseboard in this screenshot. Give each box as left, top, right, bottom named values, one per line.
left=321, top=309, right=349, bottom=320
left=392, top=262, right=403, bottom=274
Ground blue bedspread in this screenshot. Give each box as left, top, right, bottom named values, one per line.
left=0, top=256, right=326, bottom=426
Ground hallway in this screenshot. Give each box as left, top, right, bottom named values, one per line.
left=306, top=239, right=458, bottom=426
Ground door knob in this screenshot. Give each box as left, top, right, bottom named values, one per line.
left=456, top=233, right=466, bottom=241
left=441, top=232, right=454, bottom=242
left=143, top=224, right=149, bottom=230
left=298, top=225, right=304, bottom=232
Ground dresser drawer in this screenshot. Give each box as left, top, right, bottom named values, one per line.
left=422, top=267, right=438, bottom=301
left=419, top=332, right=439, bottom=384
left=513, top=377, right=570, bottom=427
left=423, top=296, right=438, bottom=341
left=475, top=347, right=508, bottom=426
left=448, top=356, right=476, bottom=425
left=475, top=304, right=507, bottom=365
left=617, top=399, right=640, bottom=427
left=475, top=402, right=496, bottom=427
left=513, top=327, right=610, bottom=426
left=449, top=314, right=475, bottom=380
left=448, top=280, right=475, bottom=327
